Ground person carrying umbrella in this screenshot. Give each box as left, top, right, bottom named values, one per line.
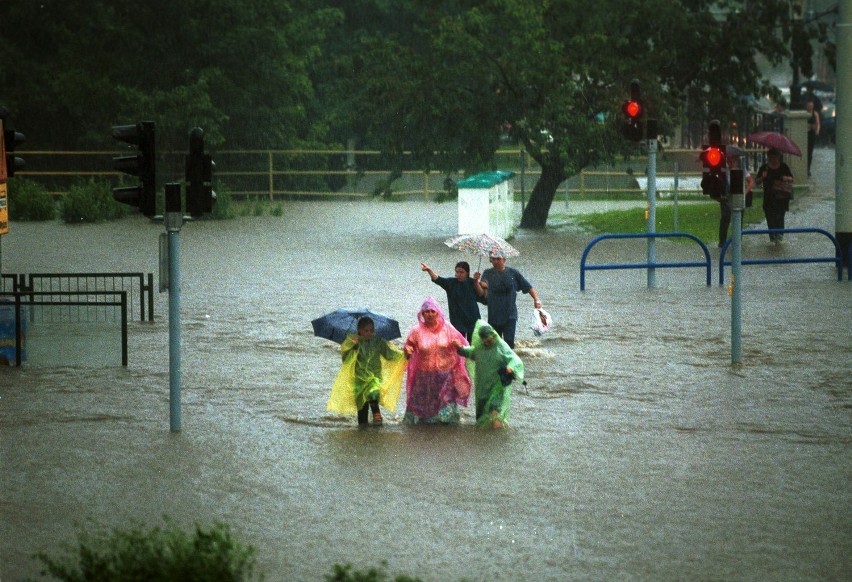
left=754, top=148, right=794, bottom=244
left=420, top=261, right=485, bottom=343
left=326, top=316, right=406, bottom=426
left=479, top=254, right=542, bottom=348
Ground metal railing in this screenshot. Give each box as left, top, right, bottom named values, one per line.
left=718, top=228, right=844, bottom=284
left=19, top=272, right=154, bottom=322
left=12, top=148, right=725, bottom=201
left=0, top=290, right=128, bottom=367
left=0, top=273, right=16, bottom=292
left=580, top=232, right=712, bottom=291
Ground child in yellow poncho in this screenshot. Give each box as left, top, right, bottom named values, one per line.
left=326, top=316, right=406, bottom=426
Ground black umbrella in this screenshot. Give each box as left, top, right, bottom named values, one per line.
left=311, top=308, right=401, bottom=344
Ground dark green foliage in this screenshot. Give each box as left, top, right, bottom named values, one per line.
left=0, top=0, right=831, bottom=228
left=209, top=182, right=234, bottom=220
left=7, top=178, right=56, bottom=221
left=34, top=520, right=259, bottom=582
left=325, top=561, right=423, bottom=582
left=314, top=0, right=830, bottom=228
left=0, top=0, right=343, bottom=151
left=59, top=179, right=131, bottom=223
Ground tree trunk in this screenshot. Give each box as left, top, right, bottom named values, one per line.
left=519, top=162, right=567, bottom=229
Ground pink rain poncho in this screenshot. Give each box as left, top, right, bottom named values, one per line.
left=326, top=334, right=405, bottom=417
left=403, top=297, right=471, bottom=424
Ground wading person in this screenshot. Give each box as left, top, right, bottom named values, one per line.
left=402, top=297, right=471, bottom=424
left=454, top=321, right=524, bottom=429
left=479, top=255, right=542, bottom=348
left=326, top=316, right=405, bottom=426
left=420, top=261, right=485, bottom=342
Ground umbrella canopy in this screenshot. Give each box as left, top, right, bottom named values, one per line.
left=311, top=308, right=401, bottom=344
left=444, top=233, right=520, bottom=259
left=726, top=144, right=745, bottom=157
left=747, top=131, right=802, bottom=157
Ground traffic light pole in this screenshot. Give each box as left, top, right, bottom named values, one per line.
left=729, top=171, right=744, bottom=364
left=646, top=121, right=658, bottom=288
left=164, top=183, right=183, bottom=432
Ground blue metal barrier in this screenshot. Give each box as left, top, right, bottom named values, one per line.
left=718, top=228, right=843, bottom=285
left=580, top=232, right=712, bottom=291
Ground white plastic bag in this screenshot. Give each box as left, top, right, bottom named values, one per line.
left=531, top=307, right=552, bottom=336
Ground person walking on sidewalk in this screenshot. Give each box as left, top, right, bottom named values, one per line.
left=806, top=97, right=820, bottom=177
left=755, top=148, right=794, bottom=244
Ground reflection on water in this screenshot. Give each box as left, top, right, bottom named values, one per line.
left=1, top=195, right=850, bottom=580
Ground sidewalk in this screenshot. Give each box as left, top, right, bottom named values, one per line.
left=789, top=145, right=835, bottom=228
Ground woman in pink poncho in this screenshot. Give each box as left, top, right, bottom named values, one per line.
left=402, top=297, right=472, bottom=424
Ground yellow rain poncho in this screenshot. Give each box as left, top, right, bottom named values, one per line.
left=326, top=334, right=406, bottom=416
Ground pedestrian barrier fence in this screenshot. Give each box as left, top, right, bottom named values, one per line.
left=0, top=290, right=128, bottom=367
left=17, top=272, right=154, bottom=322
left=16, top=148, right=717, bottom=201
left=580, top=232, right=712, bottom=291
left=717, top=228, right=844, bottom=285
left=0, top=274, right=16, bottom=292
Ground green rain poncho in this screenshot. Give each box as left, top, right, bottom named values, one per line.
left=326, top=334, right=405, bottom=416
left=457, top=320, right=525, bottom=428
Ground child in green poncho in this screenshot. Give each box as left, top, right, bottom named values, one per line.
left=453, top=320, right=525, bottom=429
left=326, top=316, right=405, bottom=426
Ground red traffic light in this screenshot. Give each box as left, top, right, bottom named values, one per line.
left=623, top=100, right=642, bottom=119
left=705, top=147, right=723, bottom=167
left=701, top=146, right=725, bottom=170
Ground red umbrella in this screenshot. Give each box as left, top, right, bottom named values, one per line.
left=747, top=131, right=802, bottom=157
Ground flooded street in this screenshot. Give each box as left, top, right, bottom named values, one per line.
left=1, top=152, right=850, bottom=580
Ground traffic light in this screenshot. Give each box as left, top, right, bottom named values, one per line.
left=700, top=120, right=727, bottom=200
left=1, top=108, right=26, bottom=179
left=621, top=79, right=644, bottom=142
left=111, top=121, right=156, bottom=217
left=185, top=127, right=215, bottom=218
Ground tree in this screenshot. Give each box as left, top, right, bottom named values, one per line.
left=317, top=0, right=827, bottom=228
left=0, top=0, right=341, bottom=151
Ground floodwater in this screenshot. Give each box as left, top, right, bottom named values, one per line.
left=1, top=154, right=850, bottom=580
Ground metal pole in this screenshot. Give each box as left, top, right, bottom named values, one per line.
left=164, top=183, right=183, bottom=432
left=673, top=161, right=679, bottom=232
left=519, top=150, right=526, bottom=211
left=646, top=120, right=658, bottom=288
left=836, top=0, right=851, bottom=268
left=729, top=170, right=744, bottom=364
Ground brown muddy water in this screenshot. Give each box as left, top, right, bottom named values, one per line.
left=0, top=187, right=849, bottom=580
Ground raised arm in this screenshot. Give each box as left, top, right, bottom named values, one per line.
left=472, top=271, right=486, bottom=297
left=421, top=262, right=438, bottom=281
